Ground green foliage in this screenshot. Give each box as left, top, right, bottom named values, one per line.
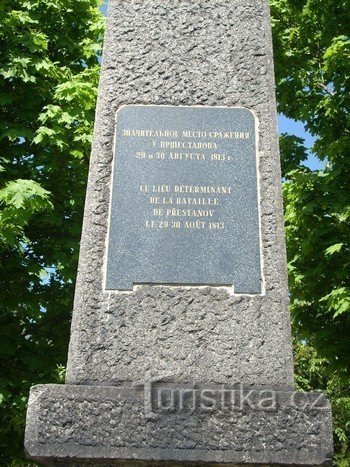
left=271, top=0, right=350, bottom=370
left=0, top=0, right=104, bottom=463
left=271, top=0, right=350, bottom=463
left=0, top=179, right=53, bottom=247
left=279, top=134, right=308, bottom=176
left=270, top=0, right=350, bottom=369
left=282, top=165, right=350, bottom=366
left=294, top=341, right=350, bottom=465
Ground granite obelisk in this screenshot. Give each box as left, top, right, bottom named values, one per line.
left=25, top=0, right=333, bottom=465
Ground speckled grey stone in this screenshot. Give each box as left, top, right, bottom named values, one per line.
left=25, top=385, right=333, bottom=466
left=25, top=0, right=333, bottom=465
left=66, top=0, right=295, bottom=389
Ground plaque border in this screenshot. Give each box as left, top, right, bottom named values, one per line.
left=103, top=104, right=265, bottom=296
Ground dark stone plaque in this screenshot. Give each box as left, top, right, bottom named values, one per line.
left=106, top=105, right=262, bottom=293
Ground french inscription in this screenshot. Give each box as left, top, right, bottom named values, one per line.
left=106, top=105, right=262, bottom=293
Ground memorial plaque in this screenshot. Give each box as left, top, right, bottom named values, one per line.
left=105, top=105, right=263, bottom=293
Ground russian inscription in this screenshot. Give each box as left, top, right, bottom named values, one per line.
left=105, top=105, right=263, bottom=293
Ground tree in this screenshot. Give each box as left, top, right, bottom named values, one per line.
left=270, top=0, right=350, bottom=462
left=294, top=341, right=350, bottom=464
left=0, top=0, right=103, bottom=463
left=270, top=0, right=350, bottom=373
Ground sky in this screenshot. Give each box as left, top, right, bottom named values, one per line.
left=100, top=2, right=322, bottom=171
left=279, top=116, right=321, bottom=170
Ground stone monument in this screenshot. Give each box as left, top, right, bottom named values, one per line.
left=25, top=0, right=333, bottom=465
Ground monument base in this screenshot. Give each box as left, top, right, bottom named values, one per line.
left=25, top=384, right=332, bottom=466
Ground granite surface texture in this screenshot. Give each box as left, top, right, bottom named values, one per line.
left=25, top=0, right=333, bottom=465
left=65, top=0, right=294, bottom=389
left=25, top=385, right=333, bottom=466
